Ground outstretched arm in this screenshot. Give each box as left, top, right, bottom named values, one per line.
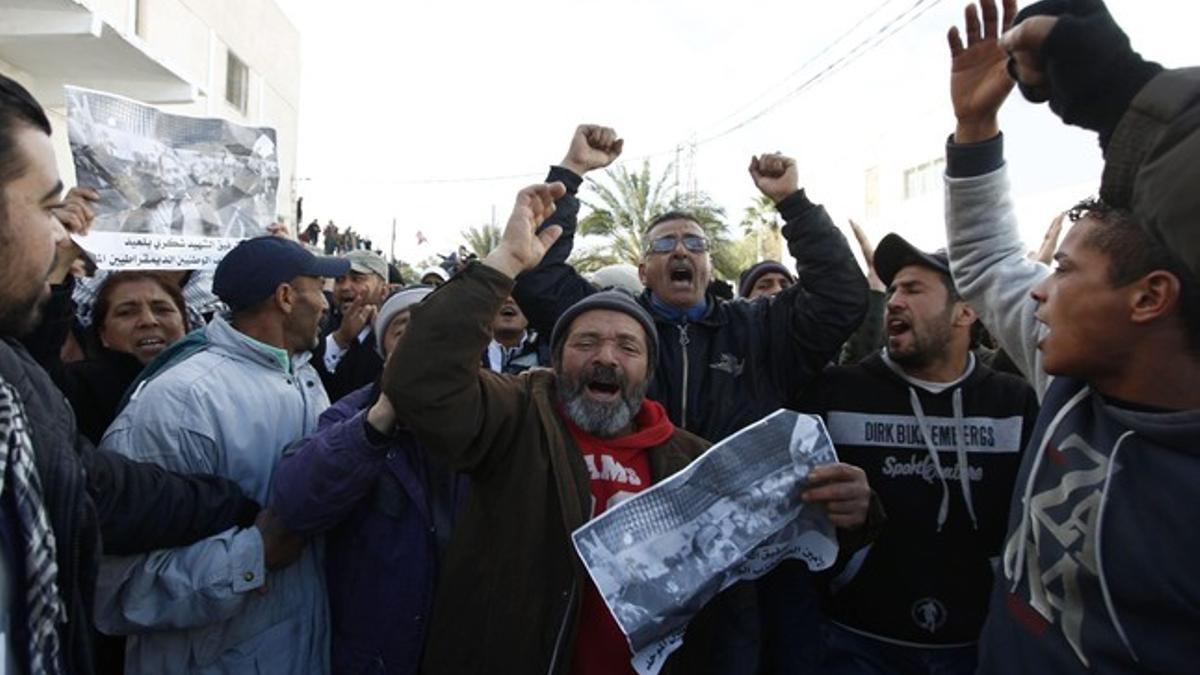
left=750, top=153, right=869, bottom=396
left=513, top=125, right=623, bottom=335
left=384, top=183, right=567, bottom=473
left=944, top=0, right=1052, bottom=397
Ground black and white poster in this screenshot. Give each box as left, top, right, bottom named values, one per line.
left=572, top=409, right=841, bottom=675
left=66, top=86, right=279, bottom=269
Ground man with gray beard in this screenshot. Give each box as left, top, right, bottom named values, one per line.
left=381, top=181, right=870, bottom=675
left=761, top=233, right=1039, bottom=675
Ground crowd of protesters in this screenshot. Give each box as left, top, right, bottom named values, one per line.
left=0, top=0, right=1196, bottom=673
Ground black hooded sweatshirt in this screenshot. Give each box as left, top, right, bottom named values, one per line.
left=796, top=351, right=1038, bottom=646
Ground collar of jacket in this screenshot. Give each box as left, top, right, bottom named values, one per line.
left=205, top=315, right=313, bottom=374
left=640, top=290, right=725, bottom=327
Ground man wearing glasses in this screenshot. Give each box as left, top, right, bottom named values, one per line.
left=512, top=126, right=875, bottom=674
left=515, top=125, right=870, bottom=446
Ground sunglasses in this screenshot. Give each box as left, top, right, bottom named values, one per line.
left=646, top=234, right=709, bottom=255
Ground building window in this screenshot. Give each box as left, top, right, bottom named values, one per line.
left=903, top=157, right=946, bottom=200
left=225, top=50, right=249, bottom=114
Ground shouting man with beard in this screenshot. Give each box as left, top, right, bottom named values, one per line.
left=760, top=233, right=1038, bottom=675
left=382, top=181, right=871, bottom=675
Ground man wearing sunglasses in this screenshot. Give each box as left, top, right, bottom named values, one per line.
left=515, top=125, right=870, bottom=446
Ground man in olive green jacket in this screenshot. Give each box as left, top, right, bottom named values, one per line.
left=380, top=182, right=871, bottom=675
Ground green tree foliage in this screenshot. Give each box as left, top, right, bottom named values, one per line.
left=572, top=160, right=743, bottom=279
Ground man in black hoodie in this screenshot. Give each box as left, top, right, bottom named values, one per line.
left=762, top=234, right=1038, bottom=674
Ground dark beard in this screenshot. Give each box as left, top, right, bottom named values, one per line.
left=886, top=309, right=955, bottom=369
left=0, top=286, right=48, bottom=339
left=556, top=363, right=646, bottom=438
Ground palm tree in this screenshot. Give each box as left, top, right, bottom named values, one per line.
left=461, top=223, right=503, bottom=258
left=740, top=195, right=784, bottom=263
left=574, top=160, right=739, bottom=279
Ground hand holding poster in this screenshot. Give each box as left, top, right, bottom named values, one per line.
left=572, top=409, right=840, bottom=675
left=66, top=86, right=279, bottom=269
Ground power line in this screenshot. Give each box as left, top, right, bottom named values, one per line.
left=298, top=0, right=946, bottom=188
left=695, top=0, right=900, bottom=136
left=694, top=0, right=947, bottom=147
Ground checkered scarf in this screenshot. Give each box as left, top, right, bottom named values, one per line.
left=0, top=380, right=65, bottom=675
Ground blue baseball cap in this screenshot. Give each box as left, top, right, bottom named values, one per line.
left=213, top=236, right=350, bottom=311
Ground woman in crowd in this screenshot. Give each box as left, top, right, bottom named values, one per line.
left=36, top=271, right=188, bottom=444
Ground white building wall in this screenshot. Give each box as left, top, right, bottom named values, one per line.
left=0, top=0, right=301, bottom=228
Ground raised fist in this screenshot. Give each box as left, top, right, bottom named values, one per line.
left=560, top=124, right=623, bottom=176
left=749, top=153, right=799, bottom=205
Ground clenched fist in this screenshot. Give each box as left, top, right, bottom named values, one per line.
left=560, top=124, right=623, bottom=176
left=749, top=153, right=800, bottom=205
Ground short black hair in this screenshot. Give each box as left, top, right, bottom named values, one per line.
left=0, top=73, right=51, bottom=188
left=646, top=210, right=702, bottom=233
left=1070, top=197, right=1200, bottom=354
left=642, top=211, right=706, bottom=252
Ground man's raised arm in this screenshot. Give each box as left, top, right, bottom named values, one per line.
left=512, top=124, right=623, bottom=335
left=751, top=153, right=869, bottom=396
left=944, top=0, right=1052, bottom=397
left=383, top=182, right=567, bottom=472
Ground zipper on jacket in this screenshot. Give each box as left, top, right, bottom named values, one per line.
left=677, top=324, right=690, bottom=430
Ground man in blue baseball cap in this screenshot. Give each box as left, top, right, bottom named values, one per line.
left=94, top=236, right=348, bottom=674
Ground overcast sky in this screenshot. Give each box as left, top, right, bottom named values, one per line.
left=274, top=0, right=1197, bottom=267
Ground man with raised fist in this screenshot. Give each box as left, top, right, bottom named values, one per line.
left=514, top=125, right=870, bottom=446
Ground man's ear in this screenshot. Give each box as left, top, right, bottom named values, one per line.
left=1129, top=270, right=1182, bottom=326
left=274, top=283, right=295, bottom=315
left=954, top=300, right=978, bottom=328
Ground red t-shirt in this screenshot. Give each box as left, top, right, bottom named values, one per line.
left=564, top=400, right=675, bottom=675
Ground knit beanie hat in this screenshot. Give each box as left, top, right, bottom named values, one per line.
left=374, top=287, right=432, bottom=357
left=550, top=291, right=659, bottom=372
left=737, top=260, right=795, bottom=298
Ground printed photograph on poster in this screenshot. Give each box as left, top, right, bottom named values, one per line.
left=572, top=409, right=841, bottom=675
left=65, top=86, right=279, bottom=269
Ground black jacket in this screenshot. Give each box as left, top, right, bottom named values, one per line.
left=20, top=279, right=146, bottom=445
left=514, top=166, right=869, bottom=444
left=795, top=352, right=1037, bottom=645
left=313, top=322, right=384, bottom=404
left=0, top=338, right=259, bottom=675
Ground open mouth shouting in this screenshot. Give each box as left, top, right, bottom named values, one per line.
left=582, top=366, right=626, bottom=403
left=668, top=261, right=695, bottom=290
left=886, top=316, right=911, bottom=339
